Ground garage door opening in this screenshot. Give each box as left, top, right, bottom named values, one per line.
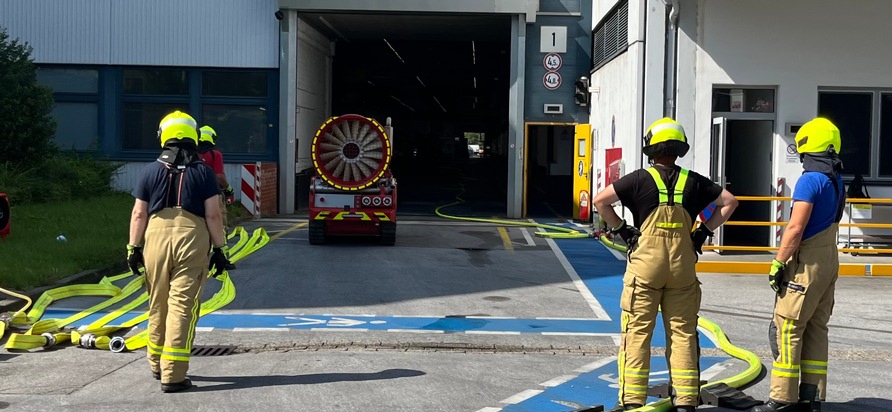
left=306, top=13, right=511, bottom=216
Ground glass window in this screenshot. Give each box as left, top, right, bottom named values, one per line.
left=201, top=105, right=269, bottom=153
left=202, top=72, right=268, bottom=97
left=51, top=102, right=99, bottom=150
left=37, top=68, right=99, bottom=93
left=123, top=69, right=189, bottom=95
left=123, top=102, right=189, bottom=150
left=818, top=92, right=872, bottom=176
left=880, top=94, right=892, bottom=177
left=712, top=88, right=775, bottom=113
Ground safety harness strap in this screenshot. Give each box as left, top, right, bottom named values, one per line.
left=646, top=167, right=689, bottom=206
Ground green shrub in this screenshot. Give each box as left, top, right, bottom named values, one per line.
left=0, top=154, right=123, bottom=204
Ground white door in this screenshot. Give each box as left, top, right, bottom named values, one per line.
left=709, top=117, right=727, bottom=250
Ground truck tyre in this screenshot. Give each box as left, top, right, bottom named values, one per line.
left=309, top=220, right=327, bottom=245
left=380, top=222, right=396, bottom=246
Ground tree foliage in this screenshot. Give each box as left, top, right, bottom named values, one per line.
left=0, top=27, right=56, bottom=167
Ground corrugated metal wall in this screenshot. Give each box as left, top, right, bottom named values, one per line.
left=0, top=0, right=278, bottom=68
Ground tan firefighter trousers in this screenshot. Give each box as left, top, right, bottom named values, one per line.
left=770, top=225, right=838, bottom=403
left=619, top=203, right=701, bottom=407
left=143, top=208, right=210, bottom=384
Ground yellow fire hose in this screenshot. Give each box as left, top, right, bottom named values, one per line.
left=3, top=226, right=266, bottom=351
left=434, top=183, right=592, bottom=239
left=0, top=286, right=31, bottom=343
left=598, top=236, right=763, bottom=411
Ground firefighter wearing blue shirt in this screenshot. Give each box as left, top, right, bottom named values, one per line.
left=751, top=118, right=846, bottom=412
left=127, top=111, right=229, bottom=393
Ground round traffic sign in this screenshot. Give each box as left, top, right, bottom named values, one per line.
left=543, top=53, right=562, bottom=71
left=543, top=72, right=562, bottom=90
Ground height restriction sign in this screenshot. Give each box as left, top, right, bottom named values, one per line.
left=543, top=72, right=561, bottom=90
left=543, top=53, right=562, bottom=71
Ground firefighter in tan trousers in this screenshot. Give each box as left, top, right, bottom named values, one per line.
left=594, top=118, right=738, bottom=412
left=749, top=118, right=846, bottom=412
left=127, top=110, right=229, bottom=393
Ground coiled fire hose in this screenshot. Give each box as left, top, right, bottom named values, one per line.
left=3, top=226, right=269, bottom=351
left=598, top=236, right=763, bottom=412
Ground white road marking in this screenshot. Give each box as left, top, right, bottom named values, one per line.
left=544, top=237, right=611, bottom=320
left=465, top=331, right=521, bottom=335
left=520, top=228, right=536, bottom=246
left=540, top=374, right=577, bottom=387
left=232, top=328, right=291, bottom=332
left=499, top=389, right=543, bottom=404
left=574, top=356, right=618, bottom=373
left=386, top=329, right=445, bottom=334
left=195, top=327, right=214, bottom=332
left=309, top=328, right=369, bottom=332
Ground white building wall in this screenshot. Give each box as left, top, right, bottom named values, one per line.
left=0, top=0, right=279, bottom=67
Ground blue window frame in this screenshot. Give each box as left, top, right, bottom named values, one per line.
left=36, top=66, right=102, bottom=151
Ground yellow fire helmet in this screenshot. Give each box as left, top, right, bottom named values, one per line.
left=199, top=125, right=217, bottom=145
left=795, top=117, right=841, bottom=155
left=158, top=111, right=199, bottom=147
left=642, top=117, right=689, bottom=158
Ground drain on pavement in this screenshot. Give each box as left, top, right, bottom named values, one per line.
left=191, top=345, right=235, bottom=356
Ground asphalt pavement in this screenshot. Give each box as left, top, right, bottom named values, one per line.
left=1, top=216, right=890, bottom=412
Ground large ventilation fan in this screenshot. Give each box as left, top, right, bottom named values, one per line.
left=0, top=193, right=10, bottom=238
left=311, top=114, right=392, bottom=191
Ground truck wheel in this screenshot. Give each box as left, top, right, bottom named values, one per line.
left=380, top=222, right=396, bottom=246
left=308, top=221, right=326, bottom=245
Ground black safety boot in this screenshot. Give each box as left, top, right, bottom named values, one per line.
left=161, top=378, right=193, bottom=393
left=152, top=371, right=160, bottom=380
left=674, top=406, right=697, bottom=412
left=748, top=400, right=797, bottom=412
left=224, top=260, right=236, bottom=270
left=798, top=383, right=821, bottom=412
left=609, top=404, right=643, bottom=411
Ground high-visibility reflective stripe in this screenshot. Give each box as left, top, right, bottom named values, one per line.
left=646, top=122, right=686, bottom=142
left=671, top=370, right=700, bottom=378
left=147, top=341, right=163, bottom=356
left=314, top=211, right=330, bottom=220
left=782, top=319, right=794, bottom=365
left=801, top=367, right=827, bottom=375
left=675, top=385, right=701, bottom=395
left=656, top=222, right=684, bottom=228
left=646, top=167, right=689, bottom=205
left=161, top=353, right=190, bottom=362
left=160, top=117, right=197, bottom=131
left=772, top=361, right=800, bottom=378
left=624, top=371, right=649, bottom=378
left=164, top=346, right=191, bottom=354
left=772, top=369, right=800, bottom=378
left=374, top=212, right=390, bottom=222
left=617, top=351, right=626, bottom=404
left=801, top=360, right=828, bottom=367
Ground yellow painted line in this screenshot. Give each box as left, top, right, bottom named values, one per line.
left=696, top=261, right=892, bottom=276
left=268, top=222, right=308, bottom=242
left=497, top=226, right=514, bottom=253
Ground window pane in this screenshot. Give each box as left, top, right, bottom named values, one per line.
left=51, top=102, right=98, bottom=150
left=37, top=68, right=99, bottom=93
left=123, top=69, right=189, bottom=95
left=123, top=102, right=189, bottom=150
left=712, top=88, right=775, bottom=113
left=818, top=92, right=872, bottom=176
left=201, top=105, right=269, bottom=153
left=202, top=72, right=268, bottom=97
left=880, top=94, right=892, bottom=176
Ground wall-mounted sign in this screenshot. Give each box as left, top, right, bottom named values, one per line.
left=543, top=53, right=562, bottom=71
left=540, top=26, right=568, bottom=53
left=543, top=72, right=562, bottom=90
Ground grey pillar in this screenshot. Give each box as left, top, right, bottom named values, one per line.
left=507, top=14, right=526, bottom=218
left=278, top=10, right=298, bottom=214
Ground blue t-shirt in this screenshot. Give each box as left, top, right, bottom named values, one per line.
left=792, top=172, right=844, bottom=240
left=133, top=160, right=221, bottom=218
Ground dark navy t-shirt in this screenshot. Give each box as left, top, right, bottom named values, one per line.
left=133, top=160, right=221, bottom=218
left=792, top=172, right=845, bottom=240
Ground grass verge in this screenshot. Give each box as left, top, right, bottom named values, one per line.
left=0, top=192, right=133, bottom=290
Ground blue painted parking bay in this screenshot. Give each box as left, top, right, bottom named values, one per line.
left=41, top=236, right=718, bottom=348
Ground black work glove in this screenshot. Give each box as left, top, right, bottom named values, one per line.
left=222, top=185, right=235, bottom=198
left=610, top=220, right=641, bottom=248
left=126, top=244, right=144, bottom=276
left=209, top=247, right=228, bottom=278
left=691, top=224, right=714, bottom=255
left=768, top=259, right=786, bottom=294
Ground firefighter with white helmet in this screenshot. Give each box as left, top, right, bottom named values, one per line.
left=127, top=110, right=228, bottom=392
left=594, top=117, right=738, bottom=411
left=750, top=118, right=845, bottom=412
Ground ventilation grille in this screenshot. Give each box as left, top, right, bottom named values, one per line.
left=593, top=0, right=629, bottom=69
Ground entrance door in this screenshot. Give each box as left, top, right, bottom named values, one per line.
left=723, top=119, right=774, bottom=248
left=709, top=117, right=727, bottom=248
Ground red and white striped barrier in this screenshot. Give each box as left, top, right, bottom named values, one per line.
left=240, top=162, right=262, bottom=218
left=776, top=177, right=785, bottom=246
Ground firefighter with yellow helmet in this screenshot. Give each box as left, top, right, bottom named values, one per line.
left=127, top=110, right=228, bottom=392
left=594, top=118, right=738, bottom=411
left=749, top=118, right=845, bottom=412
left=198, top=125, right=235, bottom=269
